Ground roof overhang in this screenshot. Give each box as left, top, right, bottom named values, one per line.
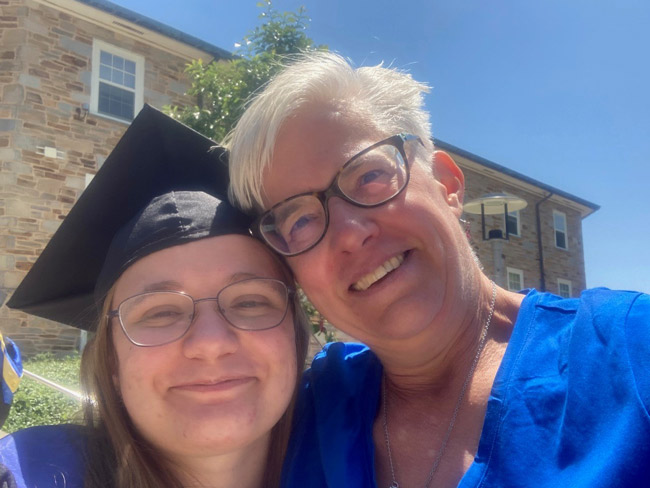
left=435, top=139, right=600, bottom=219
left=33, top=0, right=232, bottom=62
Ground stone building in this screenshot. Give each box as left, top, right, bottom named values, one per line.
left=0, top=0, right=229, bottom=355
left=439, top=140, right=599, bottom=298
left=1, top=0, right=598, bottom=356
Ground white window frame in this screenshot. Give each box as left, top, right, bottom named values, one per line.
left=90, top=40, right=144, bottom=123
left=553, top=210, right=568, bottom=250
left=505, top=209, right=521, bottom=237
left=506, top=267, right=524, bottom=292
left=557, top=278, right=572, bottom=298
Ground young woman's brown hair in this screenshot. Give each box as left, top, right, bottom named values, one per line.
left=80, top=274, right=310, bottom=488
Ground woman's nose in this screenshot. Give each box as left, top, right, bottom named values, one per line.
left=326, top=197, right=380, bottom=254
left=181, top=301, right=239, bottom=359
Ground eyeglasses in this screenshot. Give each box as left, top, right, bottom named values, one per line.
left=107, top=278, right=292, bottom=347
left=252, top=133, right=423, bottom=256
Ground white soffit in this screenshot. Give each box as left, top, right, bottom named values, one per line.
left=34, top=0, right=217, bottom=62
left=451, top=151, right=595, bottom=218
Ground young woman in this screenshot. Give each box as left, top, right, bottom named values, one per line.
left=1, top=106, right=309, bottom=488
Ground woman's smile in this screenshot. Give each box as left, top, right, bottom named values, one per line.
left=350, top=251, right=409, bottom=292
left=170, top=376, right=257, bottom=395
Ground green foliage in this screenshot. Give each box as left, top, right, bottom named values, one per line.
left=243, top=2, right=316, bottom=57
left=4, top=353, right=82, bottom=433
left=165, top=1, right=325, bottom=142
left=299, top=290, right=336, bottom=343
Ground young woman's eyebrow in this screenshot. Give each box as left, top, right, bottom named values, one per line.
left=229, top=272, right=262, bottom=284
left=142, top=281, right=184, bottom=293
left=139, top=273, right=269, bottom=294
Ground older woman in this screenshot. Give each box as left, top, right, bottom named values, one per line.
left=226, top=52, right=650, bottom=487
left=1, top=106, right=309, bottom=488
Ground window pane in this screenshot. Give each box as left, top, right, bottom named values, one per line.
left=112, top=55, right=124, bottom=70
left=111, top=70, right=124, bottom=85
left=508, top=272, right=522, bottom=291
left=506, top=212, right=519, bottom=236
left=559, top=282, right=571, bottom=298
left=124, top=73, right=136, bottom=89
left=554, top=213, right=566, bottom=231
left=125, top=59, right=136, bottom=74
left=555, top=230, right=566, bottom=249
left=100, top=50, right=112, bottom=65
left=99, top=64, right=111, bottom=81
left=98, top=82, right=135, bottom=120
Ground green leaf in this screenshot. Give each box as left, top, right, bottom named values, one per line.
left=164, top=2, right=326, bottom=142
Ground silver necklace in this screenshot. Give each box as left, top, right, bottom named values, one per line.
left=382, top=281, right=497, bottom=488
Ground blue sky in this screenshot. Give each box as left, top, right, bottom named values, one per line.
left=112, top=0, right=650, bottom=293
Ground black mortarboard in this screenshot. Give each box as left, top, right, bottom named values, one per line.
left=7, top=105, right=251, bottom=330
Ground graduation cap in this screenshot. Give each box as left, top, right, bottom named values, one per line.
left=6, top=105, right=252, bottom=330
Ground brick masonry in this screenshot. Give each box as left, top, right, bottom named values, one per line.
left=0, top=0, right=199, bottom=356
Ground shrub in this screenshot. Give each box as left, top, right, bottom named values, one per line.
left=4, top=353, right=82, bottom=433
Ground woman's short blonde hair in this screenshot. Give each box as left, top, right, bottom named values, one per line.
left=225, top=51, right=434, bottom=213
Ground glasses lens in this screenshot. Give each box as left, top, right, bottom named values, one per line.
left=119, top=292, right=193, bottom=346
left=218, top=279, right=289, bottom=330
left=260, top=195, right=326, bottom=255
left=338, top=142, right=408, bottom=205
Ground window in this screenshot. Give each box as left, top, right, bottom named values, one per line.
left=505, top=210, right=520, bottom=237
left=553, top=210, right=568, bottom=250
left=557, top=279, right=572, bottom=298
left=91, top=40, right=144, bottom=122
left=507, top=267, right=524, bottom=292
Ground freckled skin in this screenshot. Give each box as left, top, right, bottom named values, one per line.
left=111, top=235, right=297, bottom=460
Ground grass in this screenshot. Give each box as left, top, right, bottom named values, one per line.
left=3, top=353, right=83, bottom=433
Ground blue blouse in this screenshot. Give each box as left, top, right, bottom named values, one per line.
left=282, top=289, right=650, bottom=487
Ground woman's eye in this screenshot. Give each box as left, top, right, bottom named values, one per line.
left=138, top=308, right=185, bottom=323
left=151, top=310, right=181, bottom=318
left=280, top=213, right=318, bottom=242
left=359, top=169, right=387, bottom=186
left=230, top=298, right=273, bottom=313
left=234, top=300, right=265, bottom=309
left=291, top=214, right=316, bottom=233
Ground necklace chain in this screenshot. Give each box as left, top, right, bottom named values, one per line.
left=382, top=281, right=497, bottom=488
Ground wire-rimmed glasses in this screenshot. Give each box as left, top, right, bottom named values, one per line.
left=107, top=278, right=292, bottom=347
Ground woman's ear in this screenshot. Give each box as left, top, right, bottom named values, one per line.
left=432, top=151, right=465, bottom=216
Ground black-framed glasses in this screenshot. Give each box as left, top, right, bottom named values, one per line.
left=252, top=133, right=423, bottom=256
left=107, top=278, right=292, bottom=347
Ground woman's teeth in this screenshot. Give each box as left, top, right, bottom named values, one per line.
left=352, top=254, right=405, bottom=291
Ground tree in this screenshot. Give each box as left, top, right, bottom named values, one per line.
left=165, top=1, right=325, bottom=142
left=166, top=3, right=334, bottom=345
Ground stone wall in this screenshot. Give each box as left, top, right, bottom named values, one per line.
left=457, top=158, right=587, bottom=295
left=0, top=0, right=197, bottom=356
